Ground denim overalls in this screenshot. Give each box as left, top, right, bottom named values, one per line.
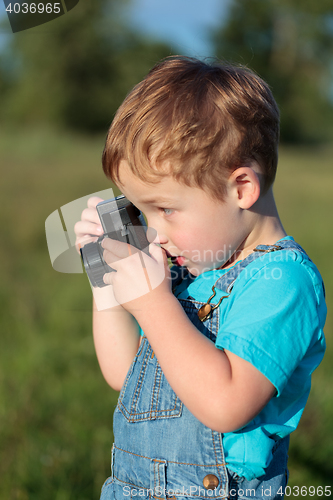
left=100, top=241, right=306, bottom=500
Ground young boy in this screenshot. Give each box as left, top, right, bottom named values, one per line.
left=75, top=57, right=326, bottom=499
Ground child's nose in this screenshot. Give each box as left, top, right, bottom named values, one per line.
left=146, top=227, right=168, bottom=245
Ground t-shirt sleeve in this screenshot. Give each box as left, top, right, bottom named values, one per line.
left=215, top=255, right=326, bottom=396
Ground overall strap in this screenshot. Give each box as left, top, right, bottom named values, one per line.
left=215, top=239, right=308, bottom=294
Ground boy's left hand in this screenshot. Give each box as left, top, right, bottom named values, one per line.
left=101, top=237, right=171, bottom=314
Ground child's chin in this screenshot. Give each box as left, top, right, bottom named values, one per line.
left=186, top=264, right=201, bottom=276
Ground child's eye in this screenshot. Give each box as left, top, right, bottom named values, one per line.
left=160, top=208, right=174, bottom=216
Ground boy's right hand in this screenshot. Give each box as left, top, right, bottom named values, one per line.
left=74, top=196, right=124, bottom=311
left=75, top=198, right=141, bottom=388
left=74, top=196, right=105, bottom=253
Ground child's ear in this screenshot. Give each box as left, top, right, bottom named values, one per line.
left=230, top=167, right=261, bottom=209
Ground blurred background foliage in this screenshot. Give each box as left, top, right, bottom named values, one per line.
left=0, top=0, right=332, bottom=498
left=213, top=0, right=333, bottom=143
left=0, top=0, right=332, bottom=141
left=0, top=0, right=172, bottom=131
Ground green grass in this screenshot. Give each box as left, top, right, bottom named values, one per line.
left=274, top=145, right=333, bottom=494
left=0, top=127, right=332, bottom=499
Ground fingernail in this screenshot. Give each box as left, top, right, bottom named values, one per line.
left=97, top=226, right=103, bottom=234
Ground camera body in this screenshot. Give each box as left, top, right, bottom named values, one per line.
left=80, top=195, right=149, bottom=287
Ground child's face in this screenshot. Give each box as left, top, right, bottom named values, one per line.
left=118, top=161, right=249, bottom=276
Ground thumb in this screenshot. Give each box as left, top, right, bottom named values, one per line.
left=148, top=243, right=168, bottom=265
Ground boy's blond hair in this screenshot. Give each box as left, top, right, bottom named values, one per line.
left=102, top=56, right=280, bottom=200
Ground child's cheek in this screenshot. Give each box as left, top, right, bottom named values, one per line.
left=176, top=233, right=199, bottom=255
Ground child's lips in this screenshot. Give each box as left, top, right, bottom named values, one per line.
left=172, top=256, right=186, bottom=266
left=164, top=250, right=186, bottom=267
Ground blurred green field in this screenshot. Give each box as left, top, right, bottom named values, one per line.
left=0, top=127, right=332, bottom=499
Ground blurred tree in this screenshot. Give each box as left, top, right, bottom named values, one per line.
left=1, top=1, right=172, bottom=132
left=212, top=0, right=333, bottom=142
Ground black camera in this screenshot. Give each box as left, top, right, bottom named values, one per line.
left=80, top=195, right=150, bottom=288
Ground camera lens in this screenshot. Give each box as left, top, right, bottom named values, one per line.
left=80, top=241, right=114, bottom=288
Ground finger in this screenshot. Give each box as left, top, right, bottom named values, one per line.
left=87, top=196, right=104, bottom=209
left=148, top=242, right=168, bottom=265
left=74, top=220, right=103, bottom=238
left=144, top=243, right=169, bottom=290
left=103, top=271, right=114, bottom=286
left=101, top=238, right=138, bottom=259
left=76, top=232, right=99, bottom=247
left=102, top=247, right=120, bottom=267
left=81, top=207, right=102, bottom=226
left=102, top=245, right=139, bottom=270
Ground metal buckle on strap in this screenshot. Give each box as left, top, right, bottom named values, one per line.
left=253, top=244, right=282, bottom=253
left=198, top=285, right=229, bottom=322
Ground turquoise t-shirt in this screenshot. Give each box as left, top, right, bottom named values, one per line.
left=173, top=237, right=326, bottom=479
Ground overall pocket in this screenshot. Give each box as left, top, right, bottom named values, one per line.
left=116, top=299, right=220, bottom=423
left=117, top=336, right=183, bottom=422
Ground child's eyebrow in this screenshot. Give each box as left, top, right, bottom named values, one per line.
left=139, top=196, right=172, bottom=205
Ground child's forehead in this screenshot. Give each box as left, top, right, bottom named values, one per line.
left=117, top=158, right=175, bottom=190
left=117, top=160, right=205, bottom=203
